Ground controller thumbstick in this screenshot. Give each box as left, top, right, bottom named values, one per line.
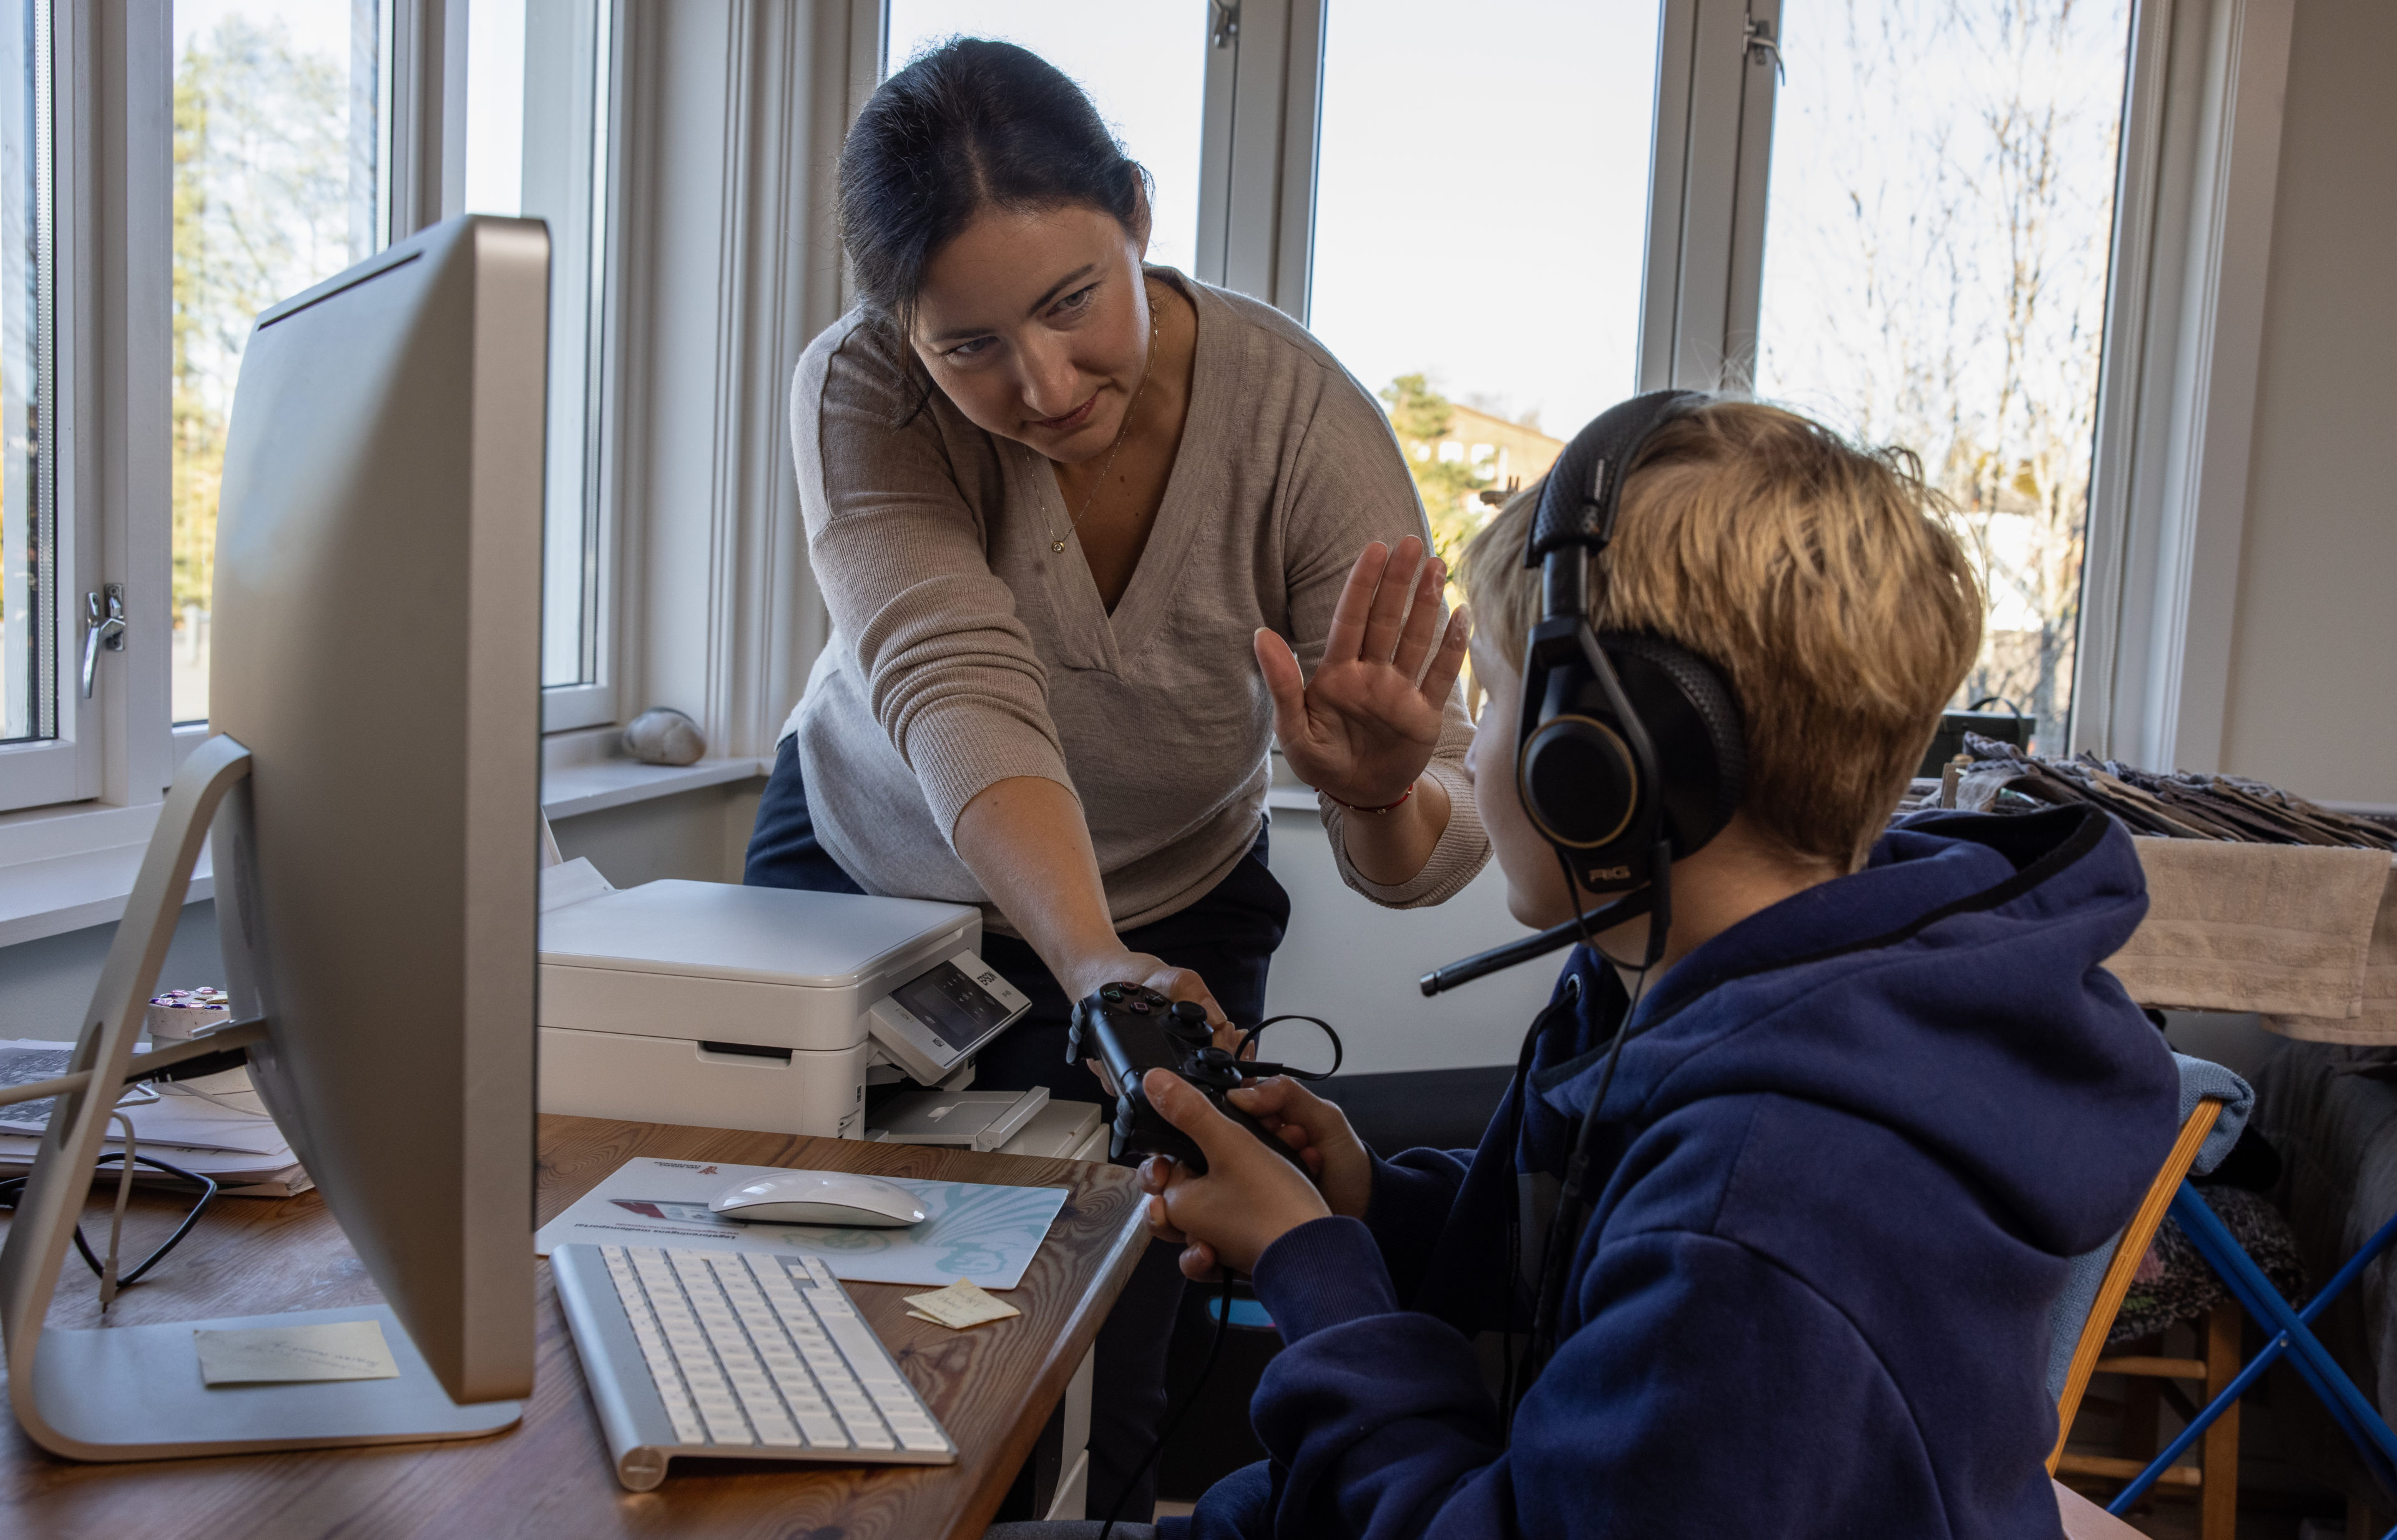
left=1190, top=1046, right=1242, bottom=1087
left=1170, top=1001, right=1207, bottom=1026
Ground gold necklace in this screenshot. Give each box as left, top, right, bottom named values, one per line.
left=1050, top=307, right=1162, bottom=555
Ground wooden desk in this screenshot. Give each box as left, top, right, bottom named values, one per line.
left=0, top=1114, right=1149, bottom=1539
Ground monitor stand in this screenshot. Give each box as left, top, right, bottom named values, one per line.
left=0, top=735, right=521, bottom=1460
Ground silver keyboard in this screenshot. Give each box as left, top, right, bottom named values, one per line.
left=553, top=1242, right=957, bottom=1489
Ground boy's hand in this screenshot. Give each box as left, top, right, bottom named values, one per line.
left=1225, top=1076, right=1372, bottom=1221
left=1137, top=1069, right=1331, bottom=1278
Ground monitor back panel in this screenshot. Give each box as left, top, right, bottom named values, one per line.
left=208, top=215, right=548, bottom=1405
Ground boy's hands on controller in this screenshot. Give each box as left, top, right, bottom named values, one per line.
left=1137, top=1070, right=1373, bottom=1279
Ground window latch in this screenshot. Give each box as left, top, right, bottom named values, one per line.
left=81, top=584, right=125, bottom=699
left=1743, top=16, right=1786, bottom=82
left=1211, top=1, right=1238, bottom=49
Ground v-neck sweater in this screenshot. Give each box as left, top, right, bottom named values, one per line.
left=780, top=272, right=1488, bottom=934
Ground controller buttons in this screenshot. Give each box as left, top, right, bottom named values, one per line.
left=1129, top=998, right=1150, bottom=1014
left=1101, top=985, right=1124, bottom=1003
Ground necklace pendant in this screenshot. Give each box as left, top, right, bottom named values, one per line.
left=1051, top=539, right=1067, bottom=553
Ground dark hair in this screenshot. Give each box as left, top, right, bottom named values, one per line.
left=839, top=38, right=1149, bottom=336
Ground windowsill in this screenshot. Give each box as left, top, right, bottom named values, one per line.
left=541, top=755, right=769, bottom=820
left=0, top=803, right=212, bottom=949
left=0, top=747, right=771, bottom=950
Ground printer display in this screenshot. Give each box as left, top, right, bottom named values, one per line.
left=538, top=875, right=1031, bottom=1139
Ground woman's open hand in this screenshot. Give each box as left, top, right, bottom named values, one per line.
left=1258, top=536, right=1469, bottom=811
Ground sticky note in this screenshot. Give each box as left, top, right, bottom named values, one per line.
left=901, top=1278, right=1021, bottom=1331
left=194, top=1319, right=402, bottom=1385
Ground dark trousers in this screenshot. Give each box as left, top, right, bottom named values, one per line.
left=744, top=737, right=1290, bottom=1521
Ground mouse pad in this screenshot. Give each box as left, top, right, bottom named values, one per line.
left=532, top=1157, right=1071, bottom=1289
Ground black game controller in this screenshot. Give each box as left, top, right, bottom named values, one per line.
left=1065, top=983, right=1311, bottom=1175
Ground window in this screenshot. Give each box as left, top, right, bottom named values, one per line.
left=169, top=0, right=387, bottom=727
left=0, top=0, right=49, bottom=753
left=1754, top=0, right=2135, bottom=750
left=883, top=0, right=1208, bottom=278
left=1306, top=0, right=1660, bottom=572
left=462, top=0, right=618, bottom=722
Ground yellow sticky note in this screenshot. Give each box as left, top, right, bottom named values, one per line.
left=901, top=1278, right=1021, bottom=1331
left=194, top=1320, right=401, bottom=1386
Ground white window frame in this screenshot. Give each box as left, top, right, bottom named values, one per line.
left=0, top=0, right=162, bottom=818
left=2068, top=0, right=2295, bottom=771
left=534, top=0, right=625, bottom=735
left=582, top=0, right=2303, bottom=798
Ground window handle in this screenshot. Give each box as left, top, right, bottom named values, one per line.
left=1743, top=16, right=1786, bottom=82
left=1212, top=1, right=1238, bottom=49
left=81, top=584, right=125, bottom=699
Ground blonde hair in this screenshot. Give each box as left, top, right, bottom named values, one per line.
left=1459, top=400, right=1983, bottom=870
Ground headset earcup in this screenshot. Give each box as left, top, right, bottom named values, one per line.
left=1597, top=634, right=1746, bottom=859
left=1519, top=712, right=1642, bottom=851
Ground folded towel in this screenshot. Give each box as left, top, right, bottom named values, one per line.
left=2107, top=840, right=2391, bottom=1019
left=2265, top=867, right=2397, bottom=1044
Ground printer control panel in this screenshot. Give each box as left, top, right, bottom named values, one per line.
left=865, top=953, right=1031, bottom=1086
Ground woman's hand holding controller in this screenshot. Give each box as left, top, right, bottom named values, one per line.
left=1136, top=1071, right=1374, bottom=1279
left=1062, top=949, right=1237, bottom=1051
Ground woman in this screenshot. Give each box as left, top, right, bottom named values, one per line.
left=745, top=39, right=1486, bottom=1519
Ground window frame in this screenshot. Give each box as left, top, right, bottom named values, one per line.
left=0, top=0, right=92, bottom=815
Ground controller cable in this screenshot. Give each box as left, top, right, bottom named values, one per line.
left=1227, top=1014, right=1342, bottom=1080
left=1507, top=846, right=1669, bottom=1425
left=1097, top=1265, right=1235, bottom=1540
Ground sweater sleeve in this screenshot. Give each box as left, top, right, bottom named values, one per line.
left=1219, top=1226, right=1941, bottom=1540
left=791, top=323, right=1074, bottom=841
left=1275, top=366, right=1490, bottom=908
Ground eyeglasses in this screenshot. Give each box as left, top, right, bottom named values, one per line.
left=0, top=1114, right=220, bottom=1308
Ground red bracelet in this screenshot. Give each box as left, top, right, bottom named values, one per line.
left=1326, top=784, right=1413, bottom=815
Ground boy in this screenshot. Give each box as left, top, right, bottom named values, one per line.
left=1130, top=401, right=2179, bottom=1538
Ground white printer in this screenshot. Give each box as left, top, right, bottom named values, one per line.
left=537, top=869, right=1039, bottom=1140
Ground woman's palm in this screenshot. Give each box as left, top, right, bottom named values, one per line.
left=1260, top=537, right=1469, bottom=808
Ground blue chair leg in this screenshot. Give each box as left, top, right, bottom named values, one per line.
left=2107, top=1204, right=2397, bottom=1513
left=2172, top=1184, right=2397, bottom=1490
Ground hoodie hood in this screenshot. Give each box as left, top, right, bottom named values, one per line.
left=1537, top=804, right=2179, bottom=1259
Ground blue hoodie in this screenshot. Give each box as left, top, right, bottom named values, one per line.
left=1165, top=806, right=2181, bottom=1540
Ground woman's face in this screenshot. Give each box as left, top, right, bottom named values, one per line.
left=908, top=203, right=1154, bottom=464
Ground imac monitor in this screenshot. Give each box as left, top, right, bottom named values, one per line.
left=208, top=215, right=548, bottom=1408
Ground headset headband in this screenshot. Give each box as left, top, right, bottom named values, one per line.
left=1527, top=390, right=1703, bottom=569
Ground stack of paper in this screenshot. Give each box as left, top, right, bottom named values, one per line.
left=0, top=1040, right=311, bottom=1197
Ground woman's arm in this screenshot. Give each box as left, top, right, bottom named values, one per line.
left=952, top=775, right=1229, bottom=1024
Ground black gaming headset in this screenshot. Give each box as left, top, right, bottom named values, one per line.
left=1517, top=390, right=1747, bottom=899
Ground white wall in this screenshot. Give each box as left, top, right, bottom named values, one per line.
left=1262, top=808, right=1556, bottom=1076
left=2217, top=0, right=2397, bottom=803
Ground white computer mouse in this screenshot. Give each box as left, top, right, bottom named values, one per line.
left=707, top=1170, right=928, bottom=1228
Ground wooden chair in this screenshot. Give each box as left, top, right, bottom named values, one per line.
left=2048, top=1095, right=2237, bottom=1539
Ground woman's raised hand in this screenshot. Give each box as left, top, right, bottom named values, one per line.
left=1256, top=536, right=1469, bottom=810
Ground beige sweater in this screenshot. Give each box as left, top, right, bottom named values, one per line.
left=781, top=273, right=1488, bottom=933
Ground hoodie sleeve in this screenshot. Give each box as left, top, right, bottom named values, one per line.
left=1220, top=1224, right=1943, bottom=1540
left=1359, top=1147, right=1476, bottom=1304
